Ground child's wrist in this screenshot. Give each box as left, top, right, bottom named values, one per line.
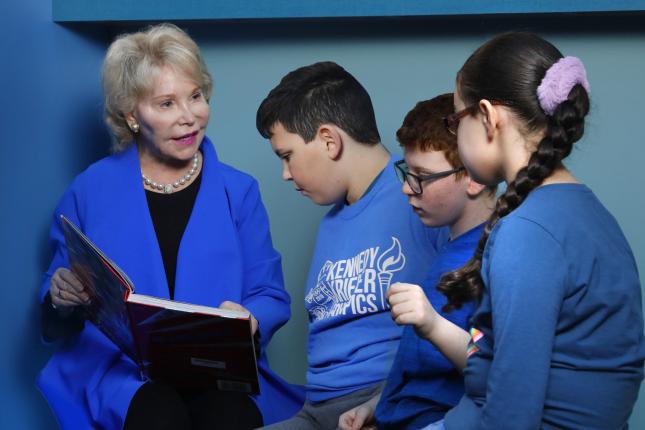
left=419, top=312, right=439, bottom=341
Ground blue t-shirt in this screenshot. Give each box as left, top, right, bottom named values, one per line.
left=445, top=184, right=645, bottom=430
left=305, top=157, right=447, bottom=402
left=375, top=223, right=482, bottom=429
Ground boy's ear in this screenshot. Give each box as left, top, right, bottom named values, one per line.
left=317, top=124, right=343, bottom=160
left=465, top=176, right=488, bottom=198
left=478, top=99, right=501, bottom=142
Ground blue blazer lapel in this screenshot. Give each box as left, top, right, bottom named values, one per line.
left=96, top=144, right=170, bottom=299
left=173, top=138, right=244, bottom=306
left=89, top=138, right=244, bottom=304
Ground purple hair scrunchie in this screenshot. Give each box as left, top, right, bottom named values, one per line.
left=537, top=56, right=590, bottom=116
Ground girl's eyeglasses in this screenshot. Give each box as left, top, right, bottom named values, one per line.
left=443, top=100, right=508, bottom=136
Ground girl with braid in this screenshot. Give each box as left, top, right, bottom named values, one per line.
left=413, top=32, right=645, bottom=429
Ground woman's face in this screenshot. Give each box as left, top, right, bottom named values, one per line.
left=130, top=65, right=209, bottom=164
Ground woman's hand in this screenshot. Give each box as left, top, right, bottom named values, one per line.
left=49, top=267, right=90, bottom=310
left=387, top=282, right=439, bottom=340
left=338, top=395, right=379, bottom=430
left=219, top=301, right=259, bottom=335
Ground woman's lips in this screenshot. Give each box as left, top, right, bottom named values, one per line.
left=173, top=131, right=199, bottom=146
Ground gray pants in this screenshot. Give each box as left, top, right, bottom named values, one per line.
left=258, top=383, right=383, bottom=430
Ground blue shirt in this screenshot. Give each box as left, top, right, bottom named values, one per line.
left=445, top=184, right=645, bottom=430
left=305, top=157, right=447, bottom=402
left=375, top=223, right=482, bottom=429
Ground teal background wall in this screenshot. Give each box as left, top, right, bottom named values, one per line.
left=2, top=2, right=644, bottom=428
left=192, top=22, right=645, bottom=427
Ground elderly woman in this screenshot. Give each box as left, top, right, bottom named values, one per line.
left=38, top=24, right=303, bottom=429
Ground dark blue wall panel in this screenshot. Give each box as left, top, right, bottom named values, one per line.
left=0, top=1, right=110, bottom=428
left=53, top=0, right=645, bottom=22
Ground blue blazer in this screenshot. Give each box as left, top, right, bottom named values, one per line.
left=37, top=137, right=304, bottom=429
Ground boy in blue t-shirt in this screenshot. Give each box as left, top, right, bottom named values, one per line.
left=338, top=94, right=495, bottom=430
left=255, top=62, right=446, bottom=429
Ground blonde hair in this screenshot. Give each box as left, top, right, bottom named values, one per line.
left=102, top=23, right=213, bottom=151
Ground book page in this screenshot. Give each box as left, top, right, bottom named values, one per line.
left=128, top=294, right=250, bottom=319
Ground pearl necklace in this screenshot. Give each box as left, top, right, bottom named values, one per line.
left=141, top=153, right=199, bottom=194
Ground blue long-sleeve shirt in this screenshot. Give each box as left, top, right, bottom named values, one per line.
left=445, top=184, right=645, bottom=430
left=375, top=224, right=482, bottom=429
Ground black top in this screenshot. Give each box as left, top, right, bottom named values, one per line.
left=145, top=171, right=201, bottom=299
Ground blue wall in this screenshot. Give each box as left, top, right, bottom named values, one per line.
left=1, top=0, right=110, bottom=428
left=2, top=5, right=644, bottom=429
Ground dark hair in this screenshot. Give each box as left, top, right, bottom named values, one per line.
left=397, top=93, right=464, bottom=176
left=256, top=61, right=381, bottom=145
left=438, top=32, right=590, bottom=312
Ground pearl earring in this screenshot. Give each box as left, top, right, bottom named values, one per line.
left=130, top=122, right=140, bottom=133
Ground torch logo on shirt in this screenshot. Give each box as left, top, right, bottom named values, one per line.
left=305, top=237, right=407, bottom=321
left=376, top=237, right=406, bottom=309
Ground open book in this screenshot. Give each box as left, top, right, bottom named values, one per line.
left=59, top=215, right=259, bottom=394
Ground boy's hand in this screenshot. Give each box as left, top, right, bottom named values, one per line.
left=387, top=282, right=438, bottom=340
left=219, top=301, right=259, bottom=335
left=338, top=401, right=377, bottom=430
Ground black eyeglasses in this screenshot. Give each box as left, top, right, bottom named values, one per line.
left=394, top=160, right=465, bottom=195
left=443, top=100, right=508, bottom=136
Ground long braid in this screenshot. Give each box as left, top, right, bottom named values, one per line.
left=438, top=84, right=589, bottom=312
